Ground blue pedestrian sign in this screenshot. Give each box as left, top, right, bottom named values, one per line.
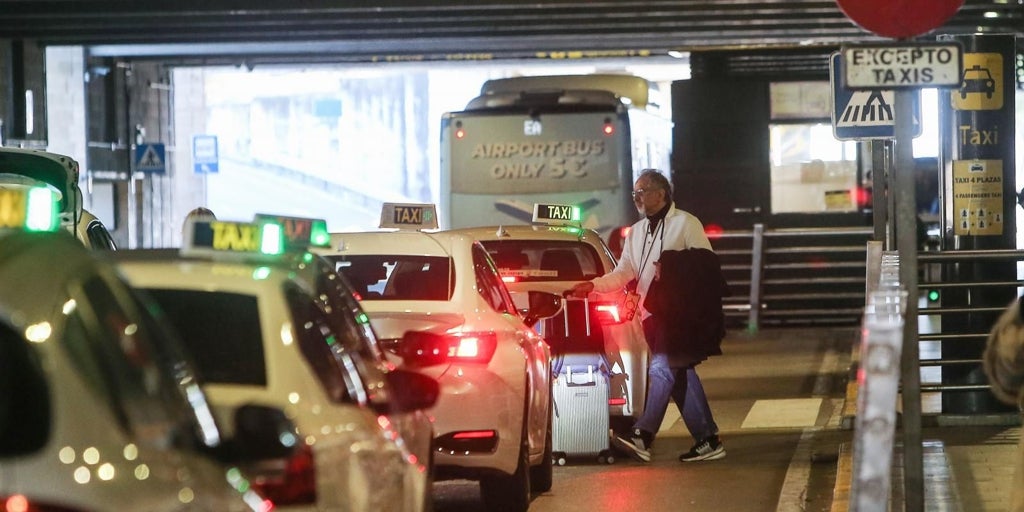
left=192, top=135, right=219, bottom=174
left=830, top=53, right=921, bottom=141
left=134, top=143, right=166, bottom=174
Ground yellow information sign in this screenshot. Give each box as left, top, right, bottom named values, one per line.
left=951, top=53, right=1003, bottom=111
left=952, top=159, right=1003, bottom=235
left=825, top=189, right=854, bottom=211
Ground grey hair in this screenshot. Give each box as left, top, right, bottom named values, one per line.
left=638, top=169, right=672, bottom=194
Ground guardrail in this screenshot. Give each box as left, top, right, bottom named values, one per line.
left=716, top=224, right=873, bottom=331
left=915, top=249, right=1024, bottom=394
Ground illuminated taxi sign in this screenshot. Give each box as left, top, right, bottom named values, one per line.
left=182, top=219, right=285, bottom=259
left=379, top=203, right=438, bottom=230
left=532, top=203, right=581, bottom=225
left=254, top=213, right=330, bottom=249
left=0, top=187, right=58, bottom=232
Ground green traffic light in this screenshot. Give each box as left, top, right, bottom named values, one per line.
left=927, top=290, right=940, bottom=302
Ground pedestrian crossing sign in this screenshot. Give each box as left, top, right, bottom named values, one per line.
left=135, top=143, right=166, bottom=174
left=830, top=53, right=921, bottom=141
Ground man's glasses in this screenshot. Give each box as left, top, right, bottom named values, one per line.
left=632, top=188, right=656, bottom=199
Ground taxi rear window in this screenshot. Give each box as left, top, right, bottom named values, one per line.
left=480, top=240, right=604, bottom=282
left=326, top=255, right=454, bottom=301
left=143, top=289, right=267, bottom=386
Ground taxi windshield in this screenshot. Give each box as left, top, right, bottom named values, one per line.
left=326, top=255, right=454, bottom=301
left=480, top=240, right=605, bottom=282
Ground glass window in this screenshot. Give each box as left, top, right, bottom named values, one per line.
left=63, top=277, right=188, bottom=438
left=304, top=259, right=390, bottom=405
left=472, top=244, right=516, bottom=315
left=328, top=255, right=454, bottom=301
left=480, top=239, right=605, bottom=282
left=769, top=122, right=859, bottom=214
left=142, top=289, right=267, bottom=386
left=283, top=285, right=359, bottom=405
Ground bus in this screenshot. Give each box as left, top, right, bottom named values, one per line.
left=439, top=74, right=673, bottom=238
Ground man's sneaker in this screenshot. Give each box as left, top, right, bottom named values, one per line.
left=611, top=428, right=652, bottom=463
left=679, top=435, right=726, bottom=462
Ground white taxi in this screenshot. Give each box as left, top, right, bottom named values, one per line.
left=257, top=213, right=436, bottom=492
left=112, top=217, right=440, bottom=512
left=0, top=147, right=116, bottom=249
left=447, top=203, right=650, bottom=433
left=314, top=203, right=562, bottom=512
left=0, top=187, right=290, bottom=511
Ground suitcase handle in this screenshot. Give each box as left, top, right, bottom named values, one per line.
left=562, top=297, right=591, bottom=337
left=565, top=365, right=597, bottom=387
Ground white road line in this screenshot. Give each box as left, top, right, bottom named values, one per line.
left=776, top=346, right=845, bottom=511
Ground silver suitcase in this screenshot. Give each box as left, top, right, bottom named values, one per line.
left=551, top=353, right=614, bottom=465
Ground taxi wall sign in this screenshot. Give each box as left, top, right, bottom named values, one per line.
left=842, top=42, right=962, bottom=89
left=952, top=159, right=1003, bottom=236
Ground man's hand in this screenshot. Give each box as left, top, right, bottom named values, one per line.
left=564, top=281, right=595, bottom=298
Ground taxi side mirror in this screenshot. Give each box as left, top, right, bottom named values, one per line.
left=0, top=328, right=51, bottom=457
left=224, top=404, right=299, bottom=462
left=523, top=290, right=562, bottom=328
left=386, top=369, right=440, bottom=413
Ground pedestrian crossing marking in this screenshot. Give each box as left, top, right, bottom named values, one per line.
left=741, top=398, right=822, bottom=429
left=837, top=91, right=894, bottom=127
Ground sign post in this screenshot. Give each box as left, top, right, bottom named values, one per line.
left=835, top=3, right=964, bottom=512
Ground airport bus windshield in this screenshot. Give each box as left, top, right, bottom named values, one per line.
left=439, top=74, right=672, bottom=239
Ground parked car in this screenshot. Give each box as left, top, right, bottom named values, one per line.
left=112, top=216, right=439, bottom=512
left=446, top=203, right=650, bottom=433
left=0, top=147, right=115, bottom=249
left=314, top=203, right=562, bottom=512
left=0, top=187, right=291, bottom=512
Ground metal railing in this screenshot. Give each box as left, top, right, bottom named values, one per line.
left=716, top=223, right=873, bottom=331
left=914, top=249, right=1024, bottom=394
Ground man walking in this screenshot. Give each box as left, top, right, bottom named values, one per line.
left=566, top=169, right=726, bottom=463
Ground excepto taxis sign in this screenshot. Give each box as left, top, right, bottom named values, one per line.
left=842, top=42, right=962, bottom=89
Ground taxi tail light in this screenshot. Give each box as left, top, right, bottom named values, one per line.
left=0, top=494, right=84, bottom=511
left=591, top=301, right=627, bottom=325
left=609, top=397, right=628, bottom=406
left=445, top=332, right=498, bottom=364
left=252, top=444, right=317, bottom=506
left=400, top=331, right=498, bottom=365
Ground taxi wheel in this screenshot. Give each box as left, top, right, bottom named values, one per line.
left=480, top=425, right=531, bottom=512
left=529, top=402, right=553, bottom=493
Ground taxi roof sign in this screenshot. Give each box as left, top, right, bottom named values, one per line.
left=254, top=213, right=330, bottom=249
left=532, top=203, right=581, bottom=225
left=379, top=203, right=438, bottom=230
left=182, top=219, right=285, bottom=259
left=0, top=187, right=59, bottom=232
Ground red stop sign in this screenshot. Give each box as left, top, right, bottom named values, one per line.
left=836, top=0, right=964, bottom=39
